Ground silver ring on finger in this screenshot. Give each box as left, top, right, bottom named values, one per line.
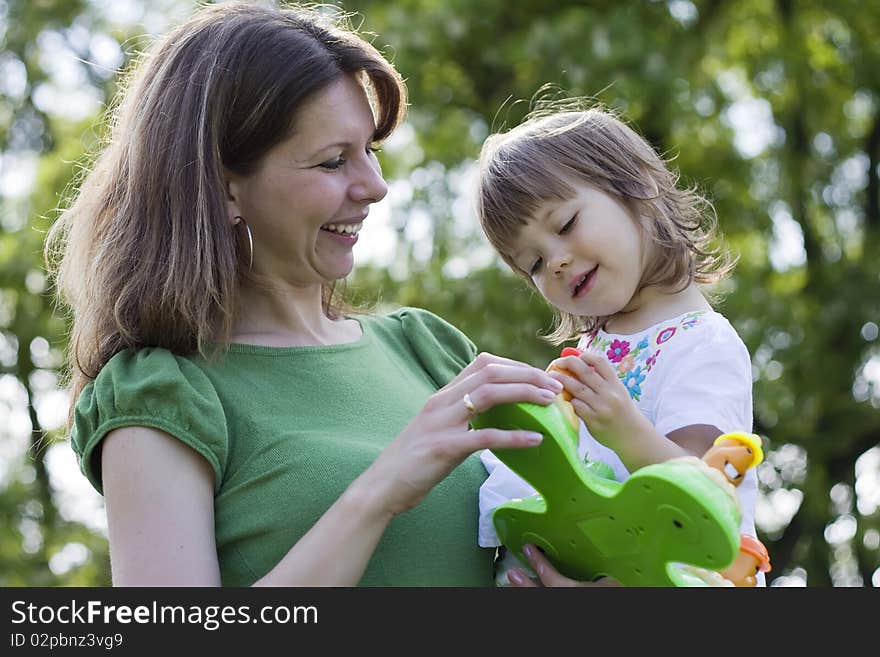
left=462, top=392, right=476, bottom=417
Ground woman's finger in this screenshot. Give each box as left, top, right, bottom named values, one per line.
left=464, top=361, right=563, bottom=391
left=521, top=544, right=622, bottom=587
left=464, top=382, right=561, bottom=417
left=521, top=544, right=577, bottom=586
left=507, top=568, right=540, bottom=587
left=463, top=427, right=543, bottom=452
left=454, top=352, right=539, bottom=379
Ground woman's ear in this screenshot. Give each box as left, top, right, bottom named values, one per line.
left=225, top=176, right=243, bottom=226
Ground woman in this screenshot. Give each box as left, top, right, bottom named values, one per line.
left=46, top=1, right=562, bottom=586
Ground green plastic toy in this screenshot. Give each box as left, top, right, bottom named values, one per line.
left=471, top=398, right=742, bottom=586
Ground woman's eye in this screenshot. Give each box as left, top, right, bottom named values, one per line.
left=529, top=258, right=543, bottom=276
left=560, top=215, right=577, bottom=234
left=319, top=156, right=346, bottom=170
left=367, top=143, right=382, bottom=156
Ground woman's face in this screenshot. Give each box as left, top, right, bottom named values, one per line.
left=227, top=74, right=388, bottom=286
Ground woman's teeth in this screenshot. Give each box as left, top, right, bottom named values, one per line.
left=321, top=222, right=362, bottom=235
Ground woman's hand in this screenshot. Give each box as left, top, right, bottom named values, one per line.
left=367, top=352, right=564, bottom=516
left=507, top=544, right=620, bottom=587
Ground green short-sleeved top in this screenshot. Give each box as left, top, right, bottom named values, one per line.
left=71, top=307, right=494, bottom=586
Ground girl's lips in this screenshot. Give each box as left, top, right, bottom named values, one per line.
left=572, top=267, right=598, bottom=298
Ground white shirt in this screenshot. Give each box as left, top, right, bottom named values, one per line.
left=478, top=309, right=763, bottom=585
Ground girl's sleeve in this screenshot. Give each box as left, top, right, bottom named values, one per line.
left=70, top=348, right=228, bottom=495
left=651, top=325, right=760, bottom=551
left=652, top=328, right=754, bottom=437
left=396, top=307, right=478, bottom=387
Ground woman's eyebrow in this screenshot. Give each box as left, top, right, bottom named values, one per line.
left=294, top=141, right=350, bottom=162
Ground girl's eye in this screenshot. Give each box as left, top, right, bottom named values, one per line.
left=319, top=156, right=346, bottom=170
left=560, top=215, right=577, bottom=234
left=529, top=257, right=543, bottom=276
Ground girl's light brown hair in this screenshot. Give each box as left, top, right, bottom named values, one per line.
left=477, top=103, right=736, bottom=344
left=44, top=1, right=407, bottom=425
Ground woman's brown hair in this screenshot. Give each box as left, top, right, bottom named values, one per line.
left=45, top=1, right=407, bottom=424
left=477, top=103, right=736, bottom=344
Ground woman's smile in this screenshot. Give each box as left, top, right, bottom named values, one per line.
left=320, top=220, right=365, bottom=246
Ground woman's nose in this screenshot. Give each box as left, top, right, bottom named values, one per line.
left=350, top=157, right=388, bottom=204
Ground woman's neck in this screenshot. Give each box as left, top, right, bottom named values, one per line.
left=229, top=282, right=360, bottom=347
left=604, top=282, right=711, bottom=335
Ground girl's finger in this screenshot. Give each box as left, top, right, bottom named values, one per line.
left=578, top=351, right=618, bottom=382
left=547, top=368, right=597, bottom=398
left=569, top=397, right=597, bottom=420
left=549, top=355, right=603, bottom=387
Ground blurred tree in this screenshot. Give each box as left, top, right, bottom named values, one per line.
left=0, top=0, right=185, bottom=586
left=348, top=0, right=880, bottom=586
left=1, top=0, right=877, bottom=587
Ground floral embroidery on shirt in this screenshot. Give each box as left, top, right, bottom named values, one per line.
left=606, top=339, right=630, bottom=363
left=656, top=326, right=676, bottom=344
left=621, top=367, right=647, bottom=399
left=584, top=311, right=708, bottom=401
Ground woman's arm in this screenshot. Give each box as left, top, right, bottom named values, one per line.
left=102, top=352, right=563, bottom=586
left=102, top=426, right=395, bottom=586
left=102, top=426, right=222, bottom=586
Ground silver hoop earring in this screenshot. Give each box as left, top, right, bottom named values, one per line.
left=234, top=216, right=254, bottom=271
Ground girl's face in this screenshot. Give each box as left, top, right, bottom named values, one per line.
left=508, top=184, right=647, bottom=318
left=226, top=74, right=388, bottom=287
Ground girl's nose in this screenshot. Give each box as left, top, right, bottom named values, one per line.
left=551, top=254, right=572, bottom=276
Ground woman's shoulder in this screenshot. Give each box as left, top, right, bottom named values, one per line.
left=363, top=306, right=477, bottom=385
left=87, top=347, right=216, bottom=394
left=364, top=306, right=471, bottom=344
left=72, top=346, right=228, bottom=495
left=366, top=305, right=457, bottom=328
left=76, top=346, right=222, bottom=421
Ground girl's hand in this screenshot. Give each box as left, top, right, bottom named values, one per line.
left=546, top=350, right=645, bottom=451
left=369, top=353, right=564, bottom=516
left=507, top=544, right=620, bottom=587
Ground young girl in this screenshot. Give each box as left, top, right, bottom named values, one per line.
left=474, top=105, right=763, bottom=587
